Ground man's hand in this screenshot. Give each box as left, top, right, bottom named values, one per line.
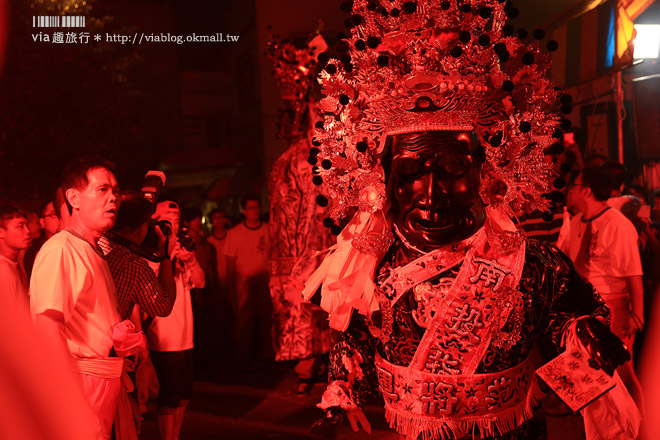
left=123, top=355, right=137, bottom=373
left=155, top=223, right=176, bottom=259
left=177, top=245, right=196, bottom=263
left=630, top=312, right=644, bottom=333
left=174, top=241, right=205, bottom=288
left=575, top=317, right=630, bottom=376
left=625, top=275, right=644, bottom=333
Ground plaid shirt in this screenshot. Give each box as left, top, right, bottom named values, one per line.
left=99, top=235, right=174, bottom=320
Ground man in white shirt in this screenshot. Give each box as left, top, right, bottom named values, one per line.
left=30, top=157, right=126, bottom=440
left=0, top=204, right=31, bottom=311
left=225, top=195, right=271, bottom=363
left=562, top=165, right=644, bottom=409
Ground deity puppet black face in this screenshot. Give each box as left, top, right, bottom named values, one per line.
left=388, top=131, right=486, bottom=250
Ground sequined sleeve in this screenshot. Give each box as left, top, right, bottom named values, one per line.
left=532, top=240, right=609, bottom=348
left=318, top=313, right=379, bottom=412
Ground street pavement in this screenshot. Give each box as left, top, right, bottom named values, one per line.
left=139, top=361, right=586, bottom=440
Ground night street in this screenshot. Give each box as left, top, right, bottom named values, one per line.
left=139, top=361, right=586, bottom=440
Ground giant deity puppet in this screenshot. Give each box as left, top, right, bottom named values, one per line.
left=302, top=1, right=630, bottom=439
left=267, top=31, right=334, bottom=393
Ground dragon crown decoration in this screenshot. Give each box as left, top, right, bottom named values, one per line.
left=310, top=0, right=572, bottom=220
left=266, top=30, right=328, bottom=142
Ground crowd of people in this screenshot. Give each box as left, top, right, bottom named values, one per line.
left=1, top=123, right=660, bottom=440
left=0, top=156, right=292, bottom=440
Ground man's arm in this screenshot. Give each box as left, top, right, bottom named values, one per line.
left=178, top=244, right=205, bottom=289
left=153, top=227, right=177, bottom=314
left=156, top=257, right=176, bottom=310
left=625, top=275, right=644, bottom=330
left=35, top=310, right=69, bottom=359
left=135, top=257, right=176, bottom=318
left=132, top=226, right=177, bottom=318
left=186, top=256, right=205, bottom=288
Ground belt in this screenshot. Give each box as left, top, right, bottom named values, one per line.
left=375, top=353, right=542, bottom=440
left=72, top=357, right=124, bottom=379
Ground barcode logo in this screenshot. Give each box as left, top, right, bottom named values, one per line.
left=32, top=16, right=85, bottom=28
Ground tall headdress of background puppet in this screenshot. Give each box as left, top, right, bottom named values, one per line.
left=266, top=30, right=334, bottom=363
left=266, top=26, right=327, bottom=143
left=303, top=0, right=573, bottom=331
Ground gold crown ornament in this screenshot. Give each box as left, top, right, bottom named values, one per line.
left=266, top=30, right=328, bottom=142
left=312, top=0, right=569, bottom=220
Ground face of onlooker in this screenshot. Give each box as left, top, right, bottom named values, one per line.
left=566, top=172, right=588, bottom=213
left=243, top=200, right=261, bottom=223
left=187, top=217, right=203, bottom=236
left=27, top=212, right=41, bottom=240
left=40, top=202, right=60, bottom=238
left=69, top=167, right=120, bottom=235
left=159, top=212, right=180, bottom=237
left=0, top=216, right=31, bottom=252
left=211, top=212, right=228, bottom=232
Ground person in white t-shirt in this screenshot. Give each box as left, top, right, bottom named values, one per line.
left=30, top=157, right=127, bottom=440
left=225, top=195, right=272, bottom=363
left=207, top=208, right=230, bottom=285
left=562, top=165, right=644, bottom=411
left=0, top=204, right=31, bottom=312
left=205, top=208, right=234, bottom=355
left=147, top=201, right=204, bottom=440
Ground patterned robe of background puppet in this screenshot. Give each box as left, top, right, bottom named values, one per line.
left=268, top=137, right=332, bottom=361
left=328, top=238, right=609, bottom=440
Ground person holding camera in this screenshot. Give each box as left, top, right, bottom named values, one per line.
left=99, top=191, right=177, bottom=321
left=147, top=200, right=204, bottom=440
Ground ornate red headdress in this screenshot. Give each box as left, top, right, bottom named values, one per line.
left=304, top=0, right=570, bottom=332
left=266, top=30, right=328, bottom=142
left=312, top=0, right=566, bottom=219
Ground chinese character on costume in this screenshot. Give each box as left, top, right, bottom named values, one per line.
left=301, top=1, right=631, bottom=439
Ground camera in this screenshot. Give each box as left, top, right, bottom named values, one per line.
left=177, top=225, right=197, bottom=252
left=156, top=219, right=197, bottom=252
left=141, top=172, right=169, bottom=258
left=142, top=171, right=166, bottom=204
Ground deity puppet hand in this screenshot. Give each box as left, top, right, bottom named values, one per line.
left=575, top=317, right=630, bottom=376
left=310, top=408, right=343, bottom=439
left=310, top=408, right=371, bottom=438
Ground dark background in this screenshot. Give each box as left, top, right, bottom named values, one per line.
left=1, top=0, right=652, bottom=208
